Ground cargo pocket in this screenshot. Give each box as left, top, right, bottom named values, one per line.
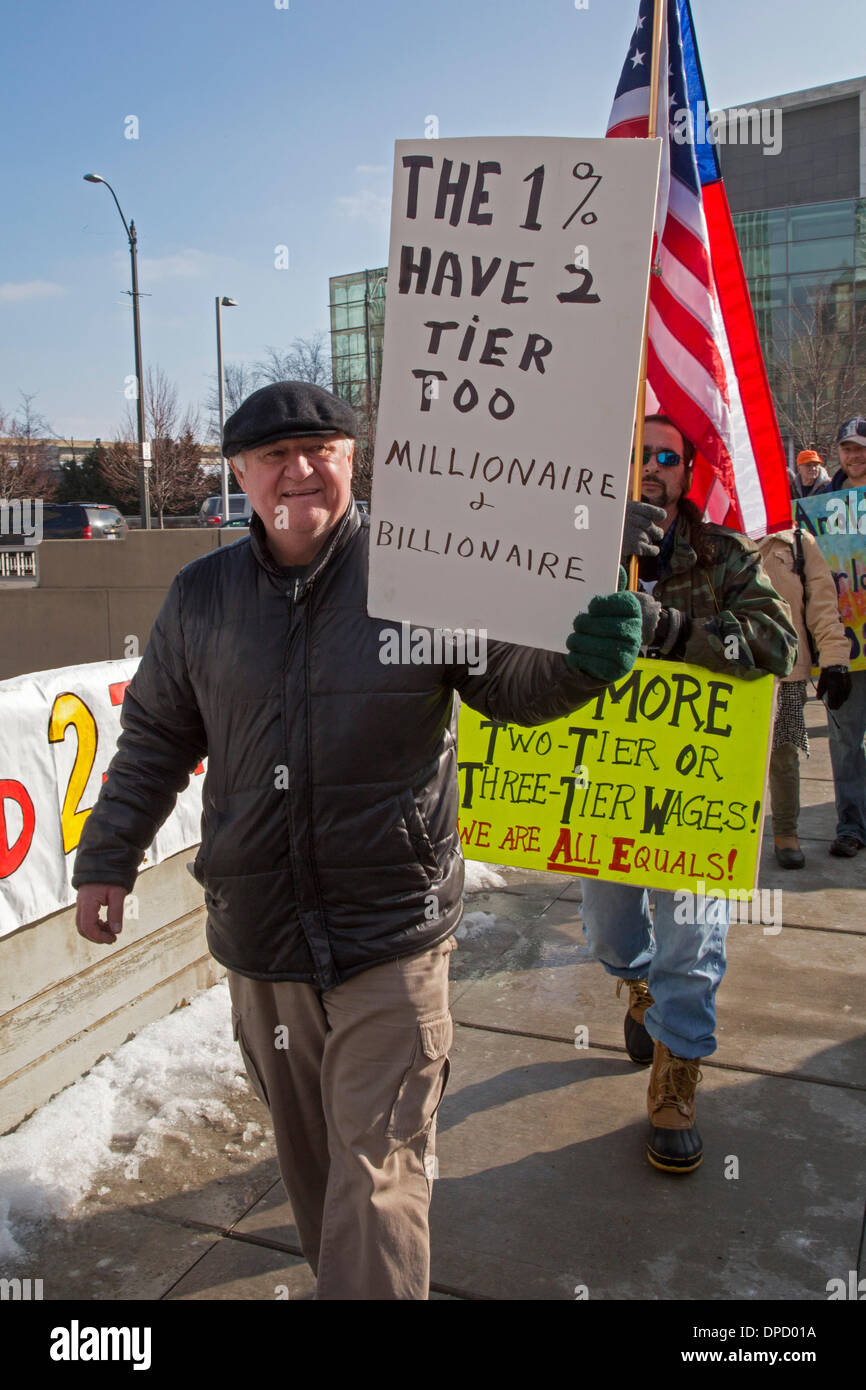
left=386, top=1012, right=453, bottom=1143
left=231, top=1008, right=270, bottom=1109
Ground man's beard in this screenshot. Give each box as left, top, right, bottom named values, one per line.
left=641, top=478, right=670, bottom=508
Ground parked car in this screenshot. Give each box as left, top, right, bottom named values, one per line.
left=356, top=498, right=370, bottom=515
left=198, top=494, right=253, bottom=526
left=41, top=503, right=128, bottom=539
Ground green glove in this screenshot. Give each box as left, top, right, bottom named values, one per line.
left=565, top=565, right=643, bottom=683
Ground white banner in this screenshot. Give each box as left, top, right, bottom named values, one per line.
left=368, top=136, right=662, bottom=651
left=0, top=659, right=204, bottom=936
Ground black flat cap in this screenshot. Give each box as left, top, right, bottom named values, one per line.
left=222, top=381, right=358, bottom=457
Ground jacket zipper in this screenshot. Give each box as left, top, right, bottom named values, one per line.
left=283, top=577, right=330, bottom=981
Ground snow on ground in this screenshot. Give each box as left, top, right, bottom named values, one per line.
left=0, top=979, right=243, bottom=1260
left=462, top=859, right=507, bottom=891
left=0, top=861, right=505, bottom=1259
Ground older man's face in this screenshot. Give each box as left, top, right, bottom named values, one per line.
left=838, top=439, right=866, bottom=485
left=232, top=434, right=354, bottom=564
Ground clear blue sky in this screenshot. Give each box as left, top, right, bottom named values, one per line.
left=1, top=0, right=862, bottom=440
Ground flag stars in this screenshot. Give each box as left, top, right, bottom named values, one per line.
left=631, top=49, right=646, bottom=68
left=634, top=14, right=646, bottom=33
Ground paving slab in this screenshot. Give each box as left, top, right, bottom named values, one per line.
left=197, top=1189, right=464, bottom=1295
left=165, top=1234, right=316, bottom=1300
left=450, top=886, right=559, bottom=1005
left=430, top=1025, right=865, bottom=1300
left=451, top=899, right=866, bottom=1083
left=754, top=844, right=866, bottom=930
left=6, top=1204, right=222, bottom=1301
left=232, top=1177, right=301, bottom=1252
left=163, top=1230, right=460, bottom=1299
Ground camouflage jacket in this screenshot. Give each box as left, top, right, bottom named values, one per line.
left=644, top=510, right=797, bottom=680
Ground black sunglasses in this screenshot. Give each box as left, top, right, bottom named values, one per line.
left=643, top=446, right=682, bottom=469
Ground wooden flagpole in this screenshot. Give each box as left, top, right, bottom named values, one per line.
left=628, top=0, right=667, bottom=591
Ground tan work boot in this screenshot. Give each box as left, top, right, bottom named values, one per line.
left=646, top=1040, right=704, bottom=1173
left=615, top=977, right=655, bottom=1064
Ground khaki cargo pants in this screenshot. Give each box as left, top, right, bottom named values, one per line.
left=227, top=935, right=456, bottom=1300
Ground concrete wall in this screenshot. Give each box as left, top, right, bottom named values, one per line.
left=0, top=529, right=244, bottom=681
left=716, top=77, right=866, bottom=213
left=0, top=531, right=237, bottom=1131
left=720, top=97, right=860, bottom=213
left=0, top=850, right=219, bottom=1135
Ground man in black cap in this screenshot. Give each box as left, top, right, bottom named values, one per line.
left=72, top=380, right=645, bottom=1300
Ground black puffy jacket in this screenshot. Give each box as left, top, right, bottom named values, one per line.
left=72, top=501, right=609, bottom=989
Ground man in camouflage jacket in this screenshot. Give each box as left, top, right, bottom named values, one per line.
left=581, top=414, right=797, bottom=1175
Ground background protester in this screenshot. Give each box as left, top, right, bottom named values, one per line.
left=817, top=416, right=866, bottom=857
left=581, top=415, right=797, bottom=1175
left=788, top=449, right=830, bottom=499
left=757, top=527, right=851, bottom=867
left=70, top=382, right=645, bottom=1301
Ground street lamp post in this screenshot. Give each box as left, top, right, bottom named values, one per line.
left=83, top=173, right=151, bottom=529
left=215, top=296, right=238, bottom=525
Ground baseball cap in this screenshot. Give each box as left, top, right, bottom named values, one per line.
left=836, top=416, right=866, bottom=445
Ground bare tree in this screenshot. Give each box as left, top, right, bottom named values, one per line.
left=204, top=361, right=261, bottom=445
left=332, top=379, right=376, bottom=501
left=0, top=393, right=57, bottom=500
left=256, top=333, right=332, bottom=389
left=102, top=366, right=212, bottom=526
left=769, top=282, right=866, bottom=460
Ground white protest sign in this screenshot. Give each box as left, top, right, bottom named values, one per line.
left=0, top=658, right=204, bottom=936
left=368, top=136, right=661, bottom=652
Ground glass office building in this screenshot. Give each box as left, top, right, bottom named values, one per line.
left=328, top=268, right=387, bottom=433
left=718, top=78, right=866, bottom=460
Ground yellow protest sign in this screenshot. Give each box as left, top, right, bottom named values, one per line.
left=457, top=657, right=775, bottom=893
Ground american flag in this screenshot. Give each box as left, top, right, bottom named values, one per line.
left=607, top=0, right=792, bottom=538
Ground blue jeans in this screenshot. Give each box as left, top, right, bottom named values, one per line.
left=580, top=879, right=729, bottom=1059
left=827, top=669, right=866, bottom=843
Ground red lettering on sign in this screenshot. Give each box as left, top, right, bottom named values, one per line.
left=608, top=837, right=635, bottom=873
left=0, top=779, right=36, bottom=878
left=458, top=818, right=491, bottom=848
left=545, top=828, right=601, bottom=875
left=498, top=824, right=541, bottom=851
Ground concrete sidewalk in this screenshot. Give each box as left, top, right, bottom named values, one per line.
left=9, top=694, right=865, bottom=1301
